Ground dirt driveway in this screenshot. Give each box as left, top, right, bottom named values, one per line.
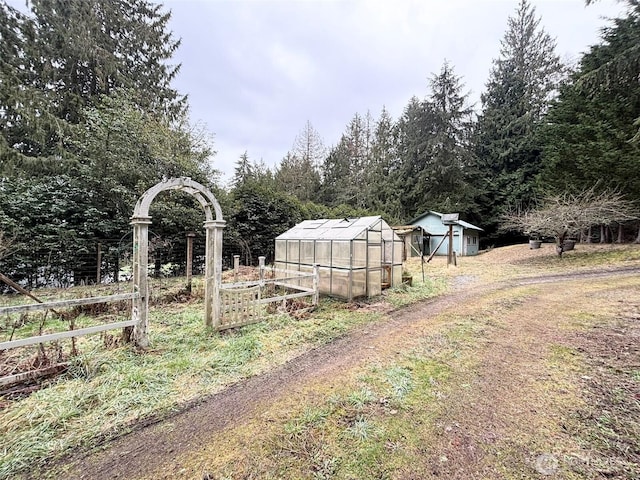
left=47, top=265, right=640, bottom=480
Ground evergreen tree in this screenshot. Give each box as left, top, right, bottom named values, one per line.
left=30, top=0, right=185, bottom=122
left=394, top=63, right=475, bottom=221
left=365, top=107, right=402, bottom=221
left=319, top=113, right=373, bottom=208
left=0, top=1, right=74, bottom=174
left=395, top=96, right=435, bottom=219
left=0, top=0, right=186, bottom=175
left=474, top=0, right=564, bottom=241
left=423, top=61, right=476, bottom=215
left=0, top=1, right=217, bottom=285
left=274, top=152, right=321, bottom=202
left=539, top=1, right=640, bottom=202
left=275, top=121, right=324, bottom=202
left=232, top=151, right=256, bottom=189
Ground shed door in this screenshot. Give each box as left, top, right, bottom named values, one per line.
left=367, top=244, right=382, bottom=297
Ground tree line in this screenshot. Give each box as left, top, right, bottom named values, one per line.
left=1, top=0, right=639, bottom=287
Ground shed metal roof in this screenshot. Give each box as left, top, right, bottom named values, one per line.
left=410, top=211, right=483, bottom=232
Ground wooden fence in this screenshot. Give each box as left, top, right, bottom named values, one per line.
left=0, top=292, right=138, bottom=351
left=218, top=260, right=319, bottom=331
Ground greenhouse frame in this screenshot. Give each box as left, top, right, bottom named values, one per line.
left=274, top=216, right=404, bottom=301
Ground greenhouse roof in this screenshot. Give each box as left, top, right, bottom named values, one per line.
left=276, top=216, right=388, bottom=241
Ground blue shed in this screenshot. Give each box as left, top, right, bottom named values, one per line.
left=410, top=211, right=483, bottom=256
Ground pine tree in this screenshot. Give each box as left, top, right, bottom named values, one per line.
left=539, top=1, right=640, bottom=202
left=275, top=121, right=324, bottom=202
left=319, top=113, right=373, bottom=209
left=394, top=63, right=476, bottom=220
left=365, top=107, right=402, bottom=221
left=395, top=96, right=434, bottom=219
left=474, top=0, right=564, bottom=240
left=0, top=0, right=186, bottom=176
left=29, top=0, right=185, bottom=122
left=423, top=61, right=476, bottom=215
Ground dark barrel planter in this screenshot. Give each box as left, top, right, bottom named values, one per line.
left=529, top=240, right=542, bottom=249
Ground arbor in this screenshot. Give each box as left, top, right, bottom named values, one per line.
left=474, top=0, right=564, bottom=241
left=501, top=188, right=638, bottom=255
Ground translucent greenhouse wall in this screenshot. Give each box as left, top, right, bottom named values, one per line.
left=274, top=217, right=403, bottom=301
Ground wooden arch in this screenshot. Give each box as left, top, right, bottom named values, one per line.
left=130, top=177, right=225, bottom=347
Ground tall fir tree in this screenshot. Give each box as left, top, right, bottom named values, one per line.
left=539, top=1, right=640, bottom=202
left=394, top=62, right=475, bottom=221
left=319, top=112, right=373, bottom=209
left=0, top=0, right=216, bottom=285
left=0, top=0, right=186, bottom=176
left=395, top=96, right=434, bottom=219
left=275, top=121, right=324, bottom=202
left=365, top=107, right=402, bottom=222
left=423, top=61, right=476, bottom=216
left=474, top=0, right=564, bottom=241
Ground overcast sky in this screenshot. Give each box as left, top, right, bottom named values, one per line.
left=153, top=1, right=629, bottom=183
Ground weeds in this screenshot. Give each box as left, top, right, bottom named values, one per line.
left=0, top=295, right=390, bottom=479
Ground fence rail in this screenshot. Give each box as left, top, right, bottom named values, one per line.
left=0, top=292, right=138, bottom=351
left=217, top=263, right=319, bottom=331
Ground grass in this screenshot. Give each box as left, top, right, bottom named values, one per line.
left=0, top=276, right=445, bottom=479
left=265, top=359, right=450, bottom=480
left=1, top=242, right=639, bottom=479
left=384, top=275, right=448, bottom=308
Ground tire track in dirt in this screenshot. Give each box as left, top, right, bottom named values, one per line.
left=50, top=267, right=640, bottom=480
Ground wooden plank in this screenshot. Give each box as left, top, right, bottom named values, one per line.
left=257, top=290, right=313, bottom=304
left=272, top=282, right=315, bottom=293
left=0, top=292, right=138, bottom=316
left=0, top=272, right=61, bottom=315
left=0, top=363, right=69, bottom=388
left=220, top=274, right=313, bottom=290
left=0, top=319, right=137, bottom=350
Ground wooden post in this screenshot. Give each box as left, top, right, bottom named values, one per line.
left=233, top=255, right=240, bottom=282
left=259, top=256, right=265, bottom=283
left=204, top=219, right=225, bottom=329
left=96, top=242, right=102, bottom=284
left=186, top=232, right=195, bottom=293
left=425, top=232, right=448, bottom=263
left=313, top=264, right=319, bottom=306
left=130, top=215, right=151, bottom=347
left=447, top=224, right=454, bottom=266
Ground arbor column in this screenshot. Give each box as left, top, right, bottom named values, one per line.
left=131, top=215, right=152, bottom=348
left=204, top=219, right=225, bottom=328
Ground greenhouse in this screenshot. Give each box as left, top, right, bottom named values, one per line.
left=274, top=216, right=404, bottom=301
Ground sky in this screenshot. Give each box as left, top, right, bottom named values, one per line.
left=165, top=0, right=627, bottom=185
left=15, top=0, right=627, bottom=184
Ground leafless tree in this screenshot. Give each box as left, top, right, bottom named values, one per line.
left=501, top=187, right=639, bottom=255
